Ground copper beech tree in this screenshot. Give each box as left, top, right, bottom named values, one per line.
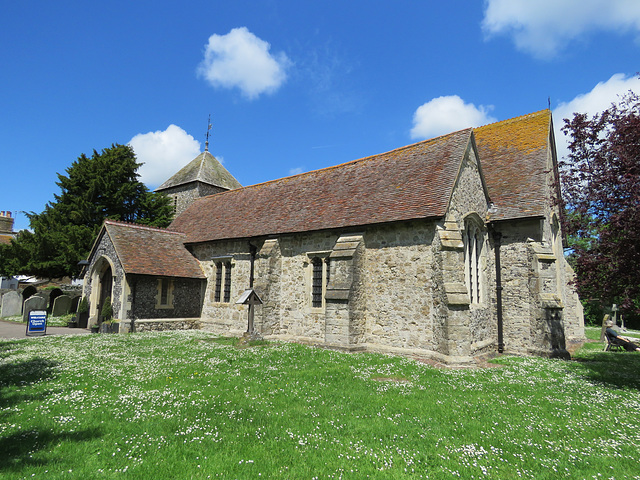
left=560, top=87, right=640, bottom=311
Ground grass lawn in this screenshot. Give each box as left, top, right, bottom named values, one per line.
left=1, top=328, right=639, bottom=479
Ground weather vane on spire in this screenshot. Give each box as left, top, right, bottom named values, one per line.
left=205, top=114, right=212, bottom=152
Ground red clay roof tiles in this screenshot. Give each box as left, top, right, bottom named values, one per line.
left=170, top=129, right=473, bottom=244
left=103, top=220, right=205, bottom=278
left=475, top=110, right=552, bottom=221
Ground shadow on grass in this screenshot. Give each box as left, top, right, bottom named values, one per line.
left=0, top=340, right=24, bottom=359
left=0, top=357, right=59, bottom=388
left=573, top=349, right=640, bottom=390
left=0, top=427, right=102, bottom=472
left=0, top=357, right=60, bottom=411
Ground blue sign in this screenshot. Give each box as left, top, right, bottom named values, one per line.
left=26, top=310, right=47, bottom=337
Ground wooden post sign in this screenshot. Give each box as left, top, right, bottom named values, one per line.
left=26, top=310, right=47, bottom=337
left=236, top=289, right=263, bottom=334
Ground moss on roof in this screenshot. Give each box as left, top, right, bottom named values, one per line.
left=475, top=110, right=552, bottom=221
left=170, top=129, right=473, bottom=244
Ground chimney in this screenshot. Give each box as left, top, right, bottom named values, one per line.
left=0, top=211, right=15, bottom=235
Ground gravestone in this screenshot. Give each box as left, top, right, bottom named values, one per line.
left=21, top=285, right=37, bottom=303
left=70, top=296, right=81, bottom=313
left=47, top=289, right=63, bottom=313
left=1, top=291, right=22, bottom=317
left=23, top=295, right=47, bottom=323
left=34, top=291, right=50, bottom=309
left=52, top=295, right=72, bottom=317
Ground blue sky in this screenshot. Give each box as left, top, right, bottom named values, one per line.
left=2, top=0, right=639, bottom=231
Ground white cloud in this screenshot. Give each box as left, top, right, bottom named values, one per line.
left=129, top=125, right=201, bottom=188
left=482, top=0, right=640, bottom=58
left=288, top=167, right=304, bottom=176
left=410, top=95, right=496, bottom=140
left=553, top=73, right=640, bottom=160
left=197, top=27, right=292, bottom=99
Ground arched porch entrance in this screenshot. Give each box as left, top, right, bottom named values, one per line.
left=89, top=256, right=114, bottom=325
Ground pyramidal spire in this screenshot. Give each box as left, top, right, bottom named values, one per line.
left=204, top=114, right=212, bottom=152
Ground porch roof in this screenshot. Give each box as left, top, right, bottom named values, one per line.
left=102, top=220, right=205, bottom=279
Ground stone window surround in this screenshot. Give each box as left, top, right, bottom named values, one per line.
left=464, top=215, right=485, bottom=305
left=155, top=277, right=174, bottom=309
left=305, top=251, right=331, bottom=311
left=211, top=256, right=234, bottom=304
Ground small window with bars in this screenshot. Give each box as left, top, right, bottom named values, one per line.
left=223, top=261, right=232, bottom=303
left=310, top=255, right=331, bottom=309
left=212, top=260, right=232, bottom=303
left=312, top=258, right=323, bottom=308
left=214, top=262, right=223, bottom=302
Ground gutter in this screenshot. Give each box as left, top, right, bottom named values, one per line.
left=489, top=225, right=504, bottom=353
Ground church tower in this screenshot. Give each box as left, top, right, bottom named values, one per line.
left=155, top=120, right=241, bottom=217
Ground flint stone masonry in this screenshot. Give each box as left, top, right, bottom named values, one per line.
left=84, top=229, right=126, bottom=323
left=52, top=295, right=72, bottom=316
left=123, top=318, right=201, bottom=333
left=1, top=291, right=22, bottom=317
left=163, top=182, right=227, bottom=217
left=126, top=275, right=203, bottom=320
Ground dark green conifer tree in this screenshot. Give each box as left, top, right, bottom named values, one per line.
left=0, top=144, right=173, bottom=278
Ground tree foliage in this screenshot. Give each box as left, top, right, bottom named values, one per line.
left=560, top=87, right=640, bottom=311
left=0, top=144, right=173, bottom=279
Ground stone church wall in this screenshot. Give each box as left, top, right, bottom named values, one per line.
left=83, top=231, right=126, bottom=324
left=187, top=142, right=583, bottom=362
left=363, top=221, right=437, bottom=351
left=494, top=218, right=542, bottom=354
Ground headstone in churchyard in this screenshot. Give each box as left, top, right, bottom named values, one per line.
left=71, top=295, right=81, bottom=313
left=23, top=295, right=47, bottom=323
left=47, top=289, right=63, bottom=313
left=52, top=295, right=72, bottom=317
left=1, top=291, right=22, bottom=317
left=34, top=291, right=51, bottom=311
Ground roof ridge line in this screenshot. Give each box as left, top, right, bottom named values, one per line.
left=104, top=219, right=184, bottom=235
left=197, top=151, right=207, bottom=179
left=187, top=128, right=473, bottom=204
left=475, top=109, right=549, bottom=130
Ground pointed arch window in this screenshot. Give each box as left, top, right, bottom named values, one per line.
left=464, top=219, right=484, bottom=304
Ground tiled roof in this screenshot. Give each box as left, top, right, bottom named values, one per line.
left=155, top=151, right=242, bottom=192
left=475, top=110, right=552, bottom=221
left=103, top=220, right=205, bottom=278
left=0, top=234, right=12, bottom=246
left=170, top=129, right=473, bottom=244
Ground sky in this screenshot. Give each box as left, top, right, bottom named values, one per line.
left=2, top=0, right=639, bottom=232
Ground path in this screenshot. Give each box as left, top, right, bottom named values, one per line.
left=0, top=319, right=90, bottom=340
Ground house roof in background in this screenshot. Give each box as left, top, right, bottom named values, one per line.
left=0, top=234, right=13, bottom=246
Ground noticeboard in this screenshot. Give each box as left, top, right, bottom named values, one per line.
left=26, top=310, right=47, bottom=337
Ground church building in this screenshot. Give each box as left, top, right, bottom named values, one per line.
left=82, top=110, right=585, bottom=364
